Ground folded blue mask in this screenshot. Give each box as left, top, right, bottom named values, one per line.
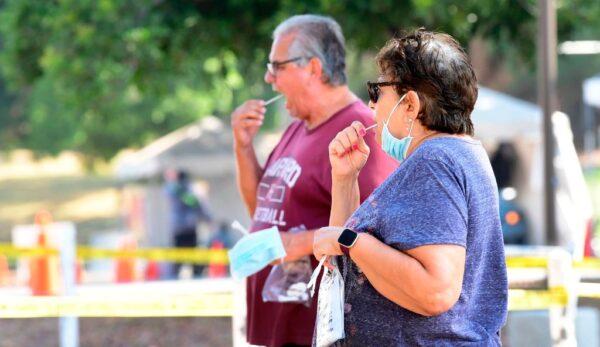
left=228, top=226, right=286, bottom=279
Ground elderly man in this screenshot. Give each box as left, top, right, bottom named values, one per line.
left=230, top=15, right=396, bottom=347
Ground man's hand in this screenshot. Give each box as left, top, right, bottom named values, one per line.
left=231, top=100, right=266, bottom=149
left=270, top=231, right=315, bottom=265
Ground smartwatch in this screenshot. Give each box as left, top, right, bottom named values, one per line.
left=337, top=228, right=359, bottom=256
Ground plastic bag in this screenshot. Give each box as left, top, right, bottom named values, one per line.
left=261, top=255, right=313, bottom=304
left=261, top=226, right=313, bottom=304
left=307, top=256, right=345, bottom=347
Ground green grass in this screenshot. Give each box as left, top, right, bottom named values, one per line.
left=0, top=175, right=122, bottom=243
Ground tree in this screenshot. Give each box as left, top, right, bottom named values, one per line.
left=0, top=0, right=598, bottom=159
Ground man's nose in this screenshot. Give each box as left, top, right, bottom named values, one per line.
left=264, top=70, right=275, bottom=84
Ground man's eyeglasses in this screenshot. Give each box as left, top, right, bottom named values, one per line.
left=366, top=81, right=403, bottom=103
left=266, top=57, right=305, bottom=76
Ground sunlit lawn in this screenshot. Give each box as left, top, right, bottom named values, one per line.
left=0, top=175, right=122, bottom=243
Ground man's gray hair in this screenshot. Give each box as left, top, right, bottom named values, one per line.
left=273, top=15, right=347, bottom=86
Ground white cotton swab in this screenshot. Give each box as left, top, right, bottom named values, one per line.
left=231, top=220, right=250, bottom=235
left=363, top=123, right=378, bottom=132
left=264, top=94, right=283, bottom=106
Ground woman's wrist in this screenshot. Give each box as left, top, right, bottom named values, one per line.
left=332, top=172, right=359, bottom=184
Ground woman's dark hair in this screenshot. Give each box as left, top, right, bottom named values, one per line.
left=376, top=28, right=477, bottom=135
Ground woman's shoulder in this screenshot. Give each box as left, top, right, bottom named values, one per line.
left=413, top=136, right=483, bottom=164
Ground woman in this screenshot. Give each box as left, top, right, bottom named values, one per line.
left=313, top=29, right=507, bottom=346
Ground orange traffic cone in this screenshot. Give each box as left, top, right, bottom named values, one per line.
left=208, top=240, right=227, bottom=278
left=29, top=211, right=59, bottom=295
left=115, top=236, right=136, bottom=283
left=144, top=261, right=160, bottom=281
left=75, top=259, right=84, bottom=284
left=0, top=255, right=10, bottom=286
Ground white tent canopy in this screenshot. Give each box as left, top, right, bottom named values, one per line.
left=114, top=116, right=234, bottom=180
left=114, top=115, right=280, bottom=181
left=471, top=87, right=541, bottom=142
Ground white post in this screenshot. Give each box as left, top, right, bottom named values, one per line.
left=58, top=223, right=78, bottom=347
left=232, top=279, right=248, bottom=347
left=547, top=248, right=577, bottom=347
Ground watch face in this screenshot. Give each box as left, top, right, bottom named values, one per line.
left=338, top=228, right=358, bottom=247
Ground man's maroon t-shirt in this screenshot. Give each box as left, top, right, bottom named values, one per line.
left=246, top=100, right=397, bottom=347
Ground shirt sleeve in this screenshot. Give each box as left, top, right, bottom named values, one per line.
left=379, top=158, right=468, bottom=250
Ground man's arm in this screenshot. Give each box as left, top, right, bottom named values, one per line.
left=313, top=227, right=465, bottom=316
left=234, top=145, right=263, bottom=216
left=279, top=230, right=316, bottom=262
left=231, top=100, right=267, bottom=216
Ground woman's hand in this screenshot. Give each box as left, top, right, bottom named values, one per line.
left=313, top=226, right=345, bottom=269
left=328, top=121, right=370, bottom=180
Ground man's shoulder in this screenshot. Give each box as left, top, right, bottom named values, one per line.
left=329, top=100, right=375, bottom=130
left=338, top=100, right=372, bottom=121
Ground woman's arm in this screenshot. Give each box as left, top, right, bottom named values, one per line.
left=329, top=176, right=361, bottom=226
left=328, top=121, right=371, bottom=226
left=313, top=227, right=465, bottom=317
left=350, top=233, right=465, bottom=316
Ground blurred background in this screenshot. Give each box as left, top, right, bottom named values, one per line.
left=0, top=0, right=599, bottom=346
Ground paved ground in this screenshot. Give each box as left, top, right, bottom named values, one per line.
left=0, top=317, right=232, bottom=347
left=0, top=279, right=236, bottom=347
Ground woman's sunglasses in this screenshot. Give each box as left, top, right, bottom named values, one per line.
left=366, top=81, right=403, bottom=103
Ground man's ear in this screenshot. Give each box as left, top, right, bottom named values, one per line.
left=308, top=57, right=323, bottom=82
left=405, top=90, right=421, bottom=118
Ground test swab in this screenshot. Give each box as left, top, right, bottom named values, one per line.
left=231, top=220, right=250, bottom=235
left=363, top=123, right=378, bottom=132
left=343, top=123, right=378, bottom=154
left=264, top=94, right=283, bottom=106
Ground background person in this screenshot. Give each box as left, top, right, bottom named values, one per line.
left=164, top=169, right=213, bottom=278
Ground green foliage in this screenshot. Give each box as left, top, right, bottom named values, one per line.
left=0, top=0, right=598, bottom=159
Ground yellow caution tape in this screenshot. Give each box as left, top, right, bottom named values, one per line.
left=0, top=243, right=229, bottom=265
left=577, top=283, right=600, bottom=300
left=0, top=244, right=59, bottom=257
left=2, top=242, right=600, bottom=270
left=505, top=256, right=600, bottom=270
left=575, top=257, right=600, bottom=270
left=0, top=288, right=571, bottom=317
left=76, top=246, right=229, bottom=264
left=508, top=287, right=569, bottom=311
left=505, top=256, right=549, bottom=268
left=0, top=292, right=233, bottom=318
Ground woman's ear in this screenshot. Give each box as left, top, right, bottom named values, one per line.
left=405, top=90, right=420, bottom=118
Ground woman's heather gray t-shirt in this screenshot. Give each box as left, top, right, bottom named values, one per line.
left=338, top=137, right=508, bottom=346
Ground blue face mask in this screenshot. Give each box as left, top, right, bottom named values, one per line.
left=381, top=93, right=414, bottom=162
left=228, top=226, right=286, bottom=279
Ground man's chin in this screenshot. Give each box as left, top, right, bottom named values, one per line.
left=284, top=102, right=297, bottom=117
